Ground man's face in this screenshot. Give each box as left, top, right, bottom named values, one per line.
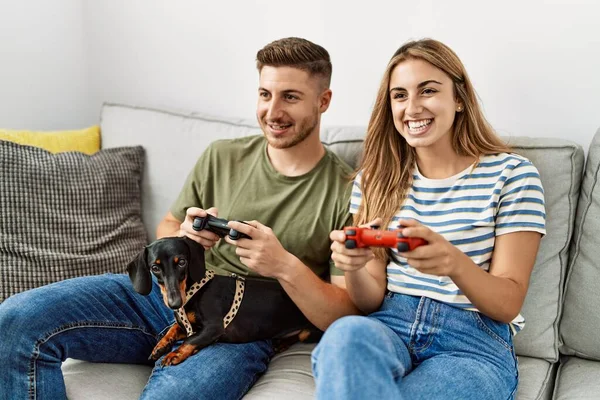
left=256, top=66, right=327, bottom=149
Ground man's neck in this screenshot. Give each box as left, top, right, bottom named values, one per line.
left=267, top=133, right=326, bottom=177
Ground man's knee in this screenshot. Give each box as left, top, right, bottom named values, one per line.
left=0, top=290, right=44, bottom=355
left=0, top=293, right=23, bottom=331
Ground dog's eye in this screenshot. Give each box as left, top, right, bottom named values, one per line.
left=178, top=259, right=187, bottom=267
left=150, top=265, right=161, bottom=273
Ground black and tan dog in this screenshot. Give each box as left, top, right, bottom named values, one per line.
left=127, top=236, right=316, bottom=366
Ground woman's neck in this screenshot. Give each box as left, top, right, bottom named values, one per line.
left=415, top=144, right=476, bottom=179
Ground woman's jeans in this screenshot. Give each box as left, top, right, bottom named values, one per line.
left=0, top=273, right=273, bottom=400
left=312, top=292, right=519, bottom=400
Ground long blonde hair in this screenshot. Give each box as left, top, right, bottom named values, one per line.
left=356, top=39, right=511, bottom=259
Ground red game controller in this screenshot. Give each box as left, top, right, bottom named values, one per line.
left=344, top=225, right=427, bottom=252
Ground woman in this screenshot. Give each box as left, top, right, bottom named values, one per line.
left=311, top=39, right=545, bottom=399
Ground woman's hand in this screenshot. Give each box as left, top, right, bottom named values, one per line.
left=397, top=218, right=469, bottom=278
left=330, top=218, right=382, bottom=272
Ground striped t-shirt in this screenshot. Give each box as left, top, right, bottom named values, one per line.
left=350, top=153, right=546, bottom=332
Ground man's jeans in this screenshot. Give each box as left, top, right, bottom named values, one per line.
left=0, top=273, right=273, bottom=400
left=312, top=292, right=519, bottom=400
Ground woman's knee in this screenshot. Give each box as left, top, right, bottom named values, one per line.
left=324, top=315, right=384, bottom=343
left=313, top=315, right=386, bottom=360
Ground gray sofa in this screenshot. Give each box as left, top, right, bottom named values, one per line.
left=58, top=103, right=600, bottom=399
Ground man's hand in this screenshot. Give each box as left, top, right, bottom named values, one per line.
left=225, top=220, right=296, bottom=280
left=180, top=207, right=221, bottom=250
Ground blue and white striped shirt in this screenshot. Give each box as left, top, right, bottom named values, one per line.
left=350, top=153, right=546, bottom=332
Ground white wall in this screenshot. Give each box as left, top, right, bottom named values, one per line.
left=82, top=0, right=600, bottom=149
left=3, top=1, right=600, bottom=148
left=0, top=0, right=92, bottom=130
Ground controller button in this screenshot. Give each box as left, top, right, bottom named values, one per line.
left=397, top=242, right=409, bottom=252
left=345, top=229, right=356, bottom=236
left=345, top=240, right=357, bottom=249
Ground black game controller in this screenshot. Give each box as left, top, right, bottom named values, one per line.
left=192, top=215, right=251, bottom=240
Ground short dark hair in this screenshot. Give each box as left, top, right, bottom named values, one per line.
left=256, top=37, right=332, bottom=88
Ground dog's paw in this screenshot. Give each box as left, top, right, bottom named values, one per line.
left=149, top=344, right=172, bottom=361
left=161, top=351, right=184, bottom=366
left=160, top=343, right=198, bottom=366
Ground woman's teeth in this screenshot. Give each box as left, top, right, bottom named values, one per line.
left=407, top=119, right=432, bottom=133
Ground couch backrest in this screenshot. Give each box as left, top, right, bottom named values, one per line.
left=100, top=103, right=259, bottom=237
left=503, top=137, right=584, bottom=362
left=100, top=102, right=584, bottom=362
left=559, top=128, right=600, bottom=360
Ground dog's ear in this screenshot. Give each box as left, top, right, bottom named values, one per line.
left=183, top=237, right=206, bottom=282
left=127, top=246, right=152, bottom=295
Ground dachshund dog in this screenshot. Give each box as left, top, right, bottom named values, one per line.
left=127, top=236, right=317, bottom=366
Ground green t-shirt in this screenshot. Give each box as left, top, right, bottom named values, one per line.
left=170, top=135, right=353, bottom=279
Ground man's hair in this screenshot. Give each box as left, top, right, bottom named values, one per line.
left=256, top=37, right=332, bottom=88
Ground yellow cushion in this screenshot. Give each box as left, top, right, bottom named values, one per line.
left=0, top=126, right=100, bottom=155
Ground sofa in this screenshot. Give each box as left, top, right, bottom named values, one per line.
left=4, top=102, right=599, bottom=399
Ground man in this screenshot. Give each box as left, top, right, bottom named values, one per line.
left=0, top=37, right=358, bottom=399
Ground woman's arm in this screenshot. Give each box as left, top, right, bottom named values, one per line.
left=451, top=231, right=541, bottom=323
left=329, top=228, right=388, bottom=314
left=399, top=218, right=542, bottom=323
left=344, top=258, right=388, bottom=314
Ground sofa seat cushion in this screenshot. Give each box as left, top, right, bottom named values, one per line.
left=515, top=356, right=556, bottom=400
left=63, top=345, right=555, bottom=399
left=62, top=343, right=316, bottom=400
left=244, top=343, right=315, bottom=399
left=553, top=356, right=600, bottom=400
left=62, top=358, right=151, bottom=400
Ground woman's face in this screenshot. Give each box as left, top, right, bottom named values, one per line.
left=389, top=58, right=462, bottom=152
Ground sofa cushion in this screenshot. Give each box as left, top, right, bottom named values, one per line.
left=560, top=127, right=600, bottom=359
left=0, top=126, right=100, bottom=155
left=503, top=137, right=584, bottom=362
left=553, top=356, right=600, bottom=400
left=515, top=357, right=556, bottom=400
left=63, top=345, right=555, bottom=399
left=62, top=343, right=316, bottom=400
left=244, top=343, right=315, bottom=399
left=0, top=141, right=147, bottom=301
left=62, top=359, right=151, bottom=400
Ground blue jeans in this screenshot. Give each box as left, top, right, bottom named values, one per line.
left=0, top=273, right=273, bottom=400
left=312, top=292, right=518, bottom=400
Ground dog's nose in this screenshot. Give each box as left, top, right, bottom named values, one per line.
left=168, top=298, right=182, bottom=309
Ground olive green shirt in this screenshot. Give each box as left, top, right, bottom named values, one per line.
left=170, top=135, right=353, bottom=279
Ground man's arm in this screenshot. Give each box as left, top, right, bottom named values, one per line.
left=226, top=220, right=361, bottom=331
left=279, top=259, right=361, bottom=330
left=156, top=212, right=182, bottom=239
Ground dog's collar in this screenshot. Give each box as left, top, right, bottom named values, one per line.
left=176, top=270, right=246, bottom=337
